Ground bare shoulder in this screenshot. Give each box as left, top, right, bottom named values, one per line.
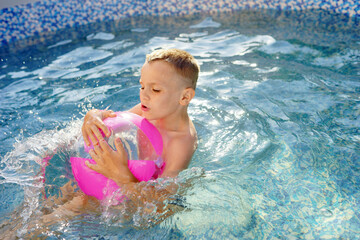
left=187, top=119, right=198, bottom=151
left=128, top=103, right=142, bottom=116
left=172, top=126, right=197, bottom=154
left=161, top=119, right=197, bottom=177
left=172, top=118, right=197, bottom=155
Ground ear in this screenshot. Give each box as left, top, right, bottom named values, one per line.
left=180, top=88, right=195, bottom=106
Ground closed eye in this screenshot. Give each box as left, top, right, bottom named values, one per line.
left=152, top=89, right=161, bottom=93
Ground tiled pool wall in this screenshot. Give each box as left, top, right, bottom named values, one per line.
left=1, top=0, right=360, bottom=48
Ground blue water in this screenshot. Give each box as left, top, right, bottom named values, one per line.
left=0, top=10, right=359, bottom=239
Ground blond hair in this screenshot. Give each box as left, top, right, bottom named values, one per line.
left=146, top=49, right=199, bottom=90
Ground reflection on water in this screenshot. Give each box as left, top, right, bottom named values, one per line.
left=1, top=9, right=360, bottom=239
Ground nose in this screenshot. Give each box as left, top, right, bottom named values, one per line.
left=140, top=88, right=150, bottom=101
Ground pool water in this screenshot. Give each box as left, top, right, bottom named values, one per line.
left=1, top=9, right=359, bottom=239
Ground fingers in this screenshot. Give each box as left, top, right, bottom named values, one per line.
left=103, top=110, right=116, bottom=118
left=96, top=120, right=111, bottom=138
left=83, top=127, right=99, bottom=146
left=88, top=110, right=113, bottom=139
left=98, top=139, right=112, bottom=152
left=90, top=140, right=112, bottom=160
left=83, top=127, right=97, bottom=147
left=82, top=111, right=112, bottom=146
left=85, top=160, right=100, bottom=172
left=82, top=127, right=91, bottom=146
left=82, top=110, right=99, bottom=146
left=90, top=124, right=106, bottom=144
left=89, top=149, right=99, bottom=161
left=114, top=138, right=128, bottom=162
left=100, top=110, right=116, bottom=137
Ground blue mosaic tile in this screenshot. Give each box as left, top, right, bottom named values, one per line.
left=0, top=0, right=359, bottom=47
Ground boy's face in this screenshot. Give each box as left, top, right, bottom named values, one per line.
left=139, top=60, right=188, bottom=120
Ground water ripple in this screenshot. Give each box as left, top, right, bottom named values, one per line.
left=0, top=10, right=359, bottom=239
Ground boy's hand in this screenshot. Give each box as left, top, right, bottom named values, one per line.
left=86, top=138, right=138, bottom=185
left=82, top=109, right=116, bottom=146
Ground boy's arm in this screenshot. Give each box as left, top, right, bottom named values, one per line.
left=85, top=135, right=195, bottom=184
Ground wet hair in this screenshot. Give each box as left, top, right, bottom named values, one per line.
left=146, top=48, right=200, bottom=90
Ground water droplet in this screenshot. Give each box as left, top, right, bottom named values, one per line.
left=319, top=208, right=333, bottom=217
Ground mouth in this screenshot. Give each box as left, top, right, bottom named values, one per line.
left=141, top=104, right=149, bottom=111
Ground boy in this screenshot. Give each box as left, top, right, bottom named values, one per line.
left=82, top=48, right=199, bottom=189
left=2, top=49, right=200, bottom=239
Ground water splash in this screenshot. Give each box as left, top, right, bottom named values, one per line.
left=0, top=119, right=82, bottom=237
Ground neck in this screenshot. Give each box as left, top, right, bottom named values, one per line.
left=154, top=109, right=189, bottom=132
